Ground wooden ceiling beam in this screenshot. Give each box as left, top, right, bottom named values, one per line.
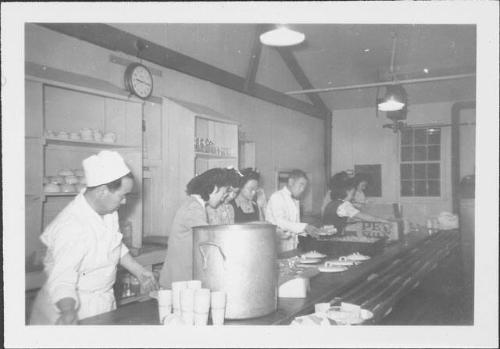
left=38, top=23, right=325, bottom=119
left=276, top=47, right=331, bottom=115
left=243, top=25, right=266, bottom=93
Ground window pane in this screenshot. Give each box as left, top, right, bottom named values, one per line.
left=401, top=180, right=413, bottom=196
left=427, top=128, right=441, bottom=144
left=414, top=146, right=427, bottom=161
left=401, top=130, right=413, bottom=145
left=401, top=146, right=413, bottom=161
left=414, top=129, right=427, bottom=144
left=414, top=180, right=427, bottom=196
left=428, top=180, right=440, bottom=196
left=414, top=164, right=426, bottom=179
left=428, top=145, right=440, bottom=160
left=427, top=163, right=440, bottom=179
left=400, top=164, right=412, bottom=179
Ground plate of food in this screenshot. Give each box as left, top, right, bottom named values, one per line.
left=298, top=257, right=323, bottom=264
left=324, top=259, right=356, bottom=267
left=326, top=303, right=373, bottom=325
left=318, top=265, right=348, bottom=273
left=301, top=250, right=327, bottom=259
left=345, top=252, right=370, bottom=261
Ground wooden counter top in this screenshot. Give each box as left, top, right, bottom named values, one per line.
left=79, top=230, right=459, bottom=325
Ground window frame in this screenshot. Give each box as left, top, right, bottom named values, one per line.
left=399, top=126, right=443, bottom=199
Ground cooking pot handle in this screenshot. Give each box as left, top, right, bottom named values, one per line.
left=198, top=242, right=226, bottom=270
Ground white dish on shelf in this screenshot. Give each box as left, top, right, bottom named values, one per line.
left=73, top=169, right=85, bottom=177
left=69, top=132, right=81, bottom=140
left=60, top=184, right=76, bottom=193
left=49, top=175, right=65, bottom=185
left=44, top=183, right=60, bottom=193
left=57, top=131, right=69, bottom=139
left=64, top=175, right=79, bottom=185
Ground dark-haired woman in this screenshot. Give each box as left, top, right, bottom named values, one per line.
left=321, top=171, right=350, bottom=216
left=159, top=168, right=235, bottom=288
left=352, top=173, right=370, bottom=209
left=322, top=178, right=389, bottom=235
left=231, top=168, right=265, bottom=223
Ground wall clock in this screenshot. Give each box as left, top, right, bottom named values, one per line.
left=124, top=63, right=153, bottom=99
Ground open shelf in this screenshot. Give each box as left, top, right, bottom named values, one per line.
left=45, top=136, right=137, bottom=149
left=195, top=151, right=237, bottom=160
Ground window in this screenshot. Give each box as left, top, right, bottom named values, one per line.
left=400, top=127, right=441, bottom=197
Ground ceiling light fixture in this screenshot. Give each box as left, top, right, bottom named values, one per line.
left=378, top=84, right=408, bottom=112
left=377, top=33, right=407, bottom=112
left=259, top=25, right=305, bottom=47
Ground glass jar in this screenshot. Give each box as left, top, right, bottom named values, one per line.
left=130, top=276, right=141, bottom=296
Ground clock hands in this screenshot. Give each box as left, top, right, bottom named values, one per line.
left=133, top=78, right=152, bottom=86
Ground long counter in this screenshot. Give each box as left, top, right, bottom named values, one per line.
left=80, top=229, right=460, bottom=325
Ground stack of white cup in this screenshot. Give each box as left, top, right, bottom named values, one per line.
left=210, top=291, right=226, bottom=325
left=159, top=280, right=227, bottom=326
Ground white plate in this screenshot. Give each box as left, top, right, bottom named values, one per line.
left=346, top=253, right=370, bottom=261
left=318, top=265, right=348, bottom=273
left=325, top=260, right=356, bottom=267
left=301, top=251, right=327, bottom=259
left=327, top=307, right=373, bottom=325
left=298, top=258, right=322, bottom=264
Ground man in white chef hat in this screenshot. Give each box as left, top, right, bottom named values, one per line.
left=30, top=151, right=157, bottom=325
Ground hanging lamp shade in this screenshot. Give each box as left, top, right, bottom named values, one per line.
left=260, top=26, right=305, bottom=47
left=378, top=84, right=408, bottom=112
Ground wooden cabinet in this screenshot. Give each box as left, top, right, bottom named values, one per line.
left=25, top=72, right=145, bottom=271
left=160, top=97, right=239, bottom=234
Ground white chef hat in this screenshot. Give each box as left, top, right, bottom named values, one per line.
left=83, top=150, right=131, bottom=187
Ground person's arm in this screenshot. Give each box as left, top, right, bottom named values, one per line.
left=353, top=211, right=390, bottom=224
left=120, top=253, right=158, bottom=293
left=44, top=223, right=87, bottom=325
left=255, top=188, right=267, bottom=221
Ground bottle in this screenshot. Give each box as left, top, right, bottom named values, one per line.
left=122, top=274, right=131, bottom=298
left=426, top=219, right=433, bottom=235
left=130, top=276, right=141, bottom=296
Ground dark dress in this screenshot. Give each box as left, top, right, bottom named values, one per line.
left=322, top=199, right=349, bottom=234
left=230, top=200, right=259, bottom=223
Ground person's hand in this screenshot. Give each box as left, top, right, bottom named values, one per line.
left=136, top=268, right=159, bottom=293
left=56, top=309, right=78, bottom=325
left=304, top=224, right=321, bottom=239
left=276, top=228, right=292, bottom=240
left=255, top=188, right=267, bottom=208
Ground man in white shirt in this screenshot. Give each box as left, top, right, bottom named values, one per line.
left=266, top=169, right=320, bottom=252
left=29, top=151, right=158, bottom=325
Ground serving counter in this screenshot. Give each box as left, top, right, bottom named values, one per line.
left=79, top=230, right=460, bottom=325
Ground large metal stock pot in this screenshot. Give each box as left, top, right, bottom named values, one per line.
left=193, top=223, right=278, bottom=319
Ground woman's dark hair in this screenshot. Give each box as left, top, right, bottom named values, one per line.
left=330, top=177, right=356, bottom=200
left=354, top=172, right=371, bottom=186
left=328, top=171, right=349, bottom=191
left=186, top=168, right=236, bottom=201
left=239, top=168, right=260, bottom=188
left=87, top=172, right=134, bottom=192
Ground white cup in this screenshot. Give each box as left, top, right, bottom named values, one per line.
left=103, top=132, right=117, bottom=143
left=210, top=291, right=226, bottom=325
left=314, top=302, right=331, bottom=314
left=157, top=289, right=172, bottom=323
left=194, top=288, right=210, bottom=326
left=187, top=280, right=202, bottom=290
left=171, top=281, right=188, bottom=316
left=180, top=288, right=195, bottom=325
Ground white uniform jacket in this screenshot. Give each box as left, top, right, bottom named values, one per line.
left=265, top=186, right=307, bottom=252
left=29, top=193, right=129, bottom=324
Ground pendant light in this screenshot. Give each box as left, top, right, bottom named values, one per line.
left=260, top=25, right=305, bottom=47
left=377, top=33, right=407, bottom=112
left=378, top=84, right=408, bottom=111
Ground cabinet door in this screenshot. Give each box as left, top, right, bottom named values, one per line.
left=162, top=100, right=195, bottom=233
left=25, top=195, right=43, bottom=268
left=25, top=80, right=43, bottom=137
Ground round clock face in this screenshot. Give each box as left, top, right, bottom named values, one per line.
left=125, top=63, right=153, bottom=99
